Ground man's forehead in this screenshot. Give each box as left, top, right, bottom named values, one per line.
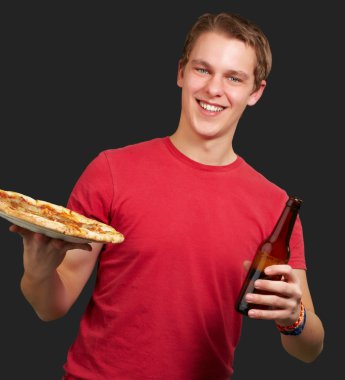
left=189, top=33, right=256, bottom=75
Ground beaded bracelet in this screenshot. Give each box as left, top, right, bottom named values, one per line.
left=276, top=302, right=306, bottom=336
left=279, top=309, right=306, bottom=335
left=277, top=302, right=304, bottom=331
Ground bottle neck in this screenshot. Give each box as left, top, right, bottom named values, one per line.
left=269, top=198, right=302, bottom=244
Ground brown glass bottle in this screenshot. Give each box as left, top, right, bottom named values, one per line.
left=235, top=196, right=303, bottom=316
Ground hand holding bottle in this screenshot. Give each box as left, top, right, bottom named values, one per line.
left=236, top=196, right=303, bottom=317
left=244, top=262, right=302, bottom=327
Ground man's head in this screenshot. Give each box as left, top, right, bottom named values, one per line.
left=179, top=12, right=272, bottom=92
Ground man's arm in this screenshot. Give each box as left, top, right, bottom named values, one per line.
left=11, top=225, right=103, bottom=321
left=246, top=265, right=324, bottom=363
left=279, top=269, right=324, bottom=363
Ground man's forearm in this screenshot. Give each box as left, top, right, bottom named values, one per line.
left=281, top=308, right=324, bottom=363
left=20, top=270, right=71, bottom=321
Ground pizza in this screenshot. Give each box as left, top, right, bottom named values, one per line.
left=0, top=188, right=124, bottom=244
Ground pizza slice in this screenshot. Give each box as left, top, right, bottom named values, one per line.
left=0, top=188, right=124, bottom=244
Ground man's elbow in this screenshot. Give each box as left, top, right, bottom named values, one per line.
left=287, top=342, right=324, bottom=364
left=301, top=343, right=324, bottom=363
left=35, top=306, right=70, bottom=322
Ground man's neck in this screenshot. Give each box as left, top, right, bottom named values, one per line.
left=170, top=129, right=237, bottom=166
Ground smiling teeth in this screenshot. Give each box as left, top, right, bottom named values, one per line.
left=199, top=101, right=224, bottom=112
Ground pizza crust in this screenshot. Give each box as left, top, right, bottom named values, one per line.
left=0, top=189, right=124, bottom=244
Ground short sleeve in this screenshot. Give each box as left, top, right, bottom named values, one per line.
left=289, top=215, right=306, bottom=270
left=67, top=151, right=114, bottom=225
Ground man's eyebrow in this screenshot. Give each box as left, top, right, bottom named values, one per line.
left=191, top=59, right=210, bottom=67
left=191, top=59, right=250, bottom=79
left=224, top=69, right=250, bottom=80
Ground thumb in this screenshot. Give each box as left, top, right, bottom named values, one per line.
left=243, top=260, right=251, bottom=272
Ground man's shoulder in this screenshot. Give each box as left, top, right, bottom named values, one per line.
left=95, top=137, right=168, bottom=170
left=103, top=137, right=165, bottom=158
left=238, top=158, right=287, bottom=199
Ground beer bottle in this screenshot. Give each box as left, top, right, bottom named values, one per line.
left=235, top=196, right=303, bottom=316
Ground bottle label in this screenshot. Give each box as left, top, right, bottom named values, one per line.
left=252, top=251, right=286, bottom=273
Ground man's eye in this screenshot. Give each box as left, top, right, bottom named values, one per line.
left=197, top=68, right=209, bottom=74
left=228, top=76, right=240, bottom=83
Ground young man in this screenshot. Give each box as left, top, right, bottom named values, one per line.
left=11, top=12, right=324, bottom=380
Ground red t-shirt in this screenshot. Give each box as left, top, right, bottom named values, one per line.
left=63, top=137, right=306, bottom=380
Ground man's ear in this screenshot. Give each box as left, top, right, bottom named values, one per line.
left=177, top=60, right=184, bottom=88
left=247, top=80, right=266, bottom=106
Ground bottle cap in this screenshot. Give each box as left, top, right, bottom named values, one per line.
left=287, top=196, right=303, bottom=208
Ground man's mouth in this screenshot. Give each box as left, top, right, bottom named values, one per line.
left=198, top=100, right=225, bottom=113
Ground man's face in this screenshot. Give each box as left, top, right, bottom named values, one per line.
left=177, top=31, right=265, bottom=140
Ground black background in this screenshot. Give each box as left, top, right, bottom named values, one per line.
left=1, top=1, right=341, bottom=379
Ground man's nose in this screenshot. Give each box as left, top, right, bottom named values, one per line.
left=205, top=75, right=224, bottom=97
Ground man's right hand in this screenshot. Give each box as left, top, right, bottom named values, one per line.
left=10, top=224, right=101, bottom=321
left=10, top=224, right=92, bottom=281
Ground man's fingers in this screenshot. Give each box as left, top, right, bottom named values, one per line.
left=9, top=224, right=33, bottom=238
left=9, top=224, right=92, bottom=252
